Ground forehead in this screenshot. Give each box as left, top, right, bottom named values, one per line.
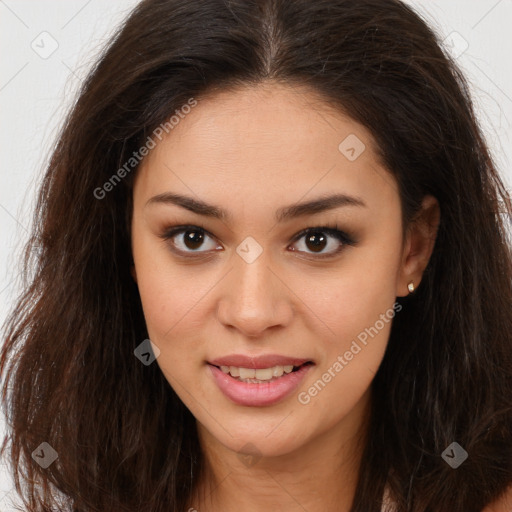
left=133, top=83, right=400, bottom=219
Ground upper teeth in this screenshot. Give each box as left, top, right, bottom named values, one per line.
left=220, top=365, right=294, bottom=380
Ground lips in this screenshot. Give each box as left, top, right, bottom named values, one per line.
left=207, top=353, right=314, bottom=406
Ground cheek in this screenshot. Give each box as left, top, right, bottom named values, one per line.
left=296, top=242, right=401, bottom=344
left=294, top=268, right=396, bottom=374
left=291, top=237, right=401, bottom=406
left=131, top=227, right=210, bottom=359
left=294, top=277, right=397, bottom=425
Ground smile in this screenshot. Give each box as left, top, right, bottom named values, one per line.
left=220, top=365, right=297, bottom=383
left=217, top=363, right=309, bottom=383
left=207, top=356, right=314, bottom=406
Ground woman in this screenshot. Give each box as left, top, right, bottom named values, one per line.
left=1, top=0, right=511, bottom=511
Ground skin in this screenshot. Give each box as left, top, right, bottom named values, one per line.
left=130, top=82, right=442, bottom=511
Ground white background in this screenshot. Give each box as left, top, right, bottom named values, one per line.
left=1, top=0, right=511, bottom=509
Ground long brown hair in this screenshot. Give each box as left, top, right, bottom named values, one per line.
left=1, top=0, right=511, bottom=511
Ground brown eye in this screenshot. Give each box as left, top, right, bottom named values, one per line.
left=182, top=229, right=205, bottom=250
left=161, top=226, right=221, bottom=255
left=160, top=224, right=355, bottom=259
left=289, top=226, right=354, bottom=258
left=304, top=232, right=328, bottom=253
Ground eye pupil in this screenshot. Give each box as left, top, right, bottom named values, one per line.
left=305, top=232, right=327, bottom=253
left=184, top=230, right=204, bottom=250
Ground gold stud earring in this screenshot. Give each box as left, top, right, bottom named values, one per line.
left=407, top=281, right=415, bottom=293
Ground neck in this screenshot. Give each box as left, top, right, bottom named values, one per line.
left=189, top=389, right=371, bottom=512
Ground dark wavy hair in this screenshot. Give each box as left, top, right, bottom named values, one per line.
left=1, top=0, right=511, bottom=511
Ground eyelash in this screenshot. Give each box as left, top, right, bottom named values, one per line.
left=159, top=223, right=356, bottom=260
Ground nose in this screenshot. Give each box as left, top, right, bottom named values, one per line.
left=216, top=252, right=293, bottom=338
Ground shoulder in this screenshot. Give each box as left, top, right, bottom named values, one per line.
left=482, top=486, right=512, bottom=512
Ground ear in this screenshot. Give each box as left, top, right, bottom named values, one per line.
left=396, top=195, right=440, bottom=297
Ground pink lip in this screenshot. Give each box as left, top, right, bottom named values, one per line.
left=208, top=353, right=312, bottom=369
left=207, top=361, right=314, bottom=407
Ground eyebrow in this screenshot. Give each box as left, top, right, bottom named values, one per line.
left=145, top=191, right=366, bottom=222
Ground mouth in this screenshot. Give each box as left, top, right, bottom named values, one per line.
left=208, top=361, right=314, bottom=384
left=206, top=356, right=315, bottom=407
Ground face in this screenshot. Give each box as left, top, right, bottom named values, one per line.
left=130, top=83, right=436, bottom=460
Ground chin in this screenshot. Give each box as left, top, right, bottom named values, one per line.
left=199, top=417, right=311, bottom=460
